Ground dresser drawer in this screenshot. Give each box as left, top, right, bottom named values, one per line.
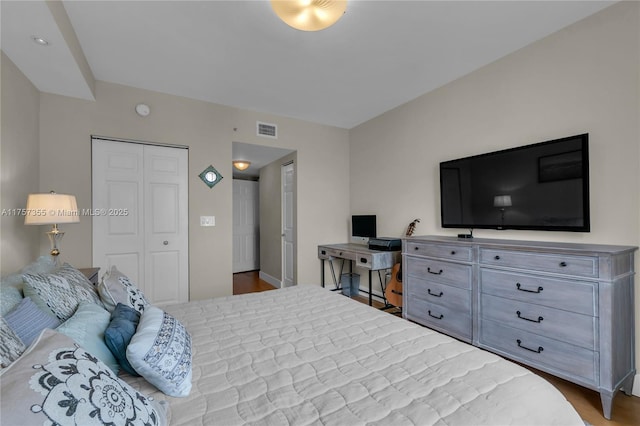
left=406, top=257, right=472, bottom=290
left=407, top=277, right=471, bottom=313
left=480, top=320, right=597, bottom=385
left=406, top=241, right=473, bottom=262
left=407, top=297, right=472, bottom=341
left=480, top=248, right=598, bottom=278
left=480, top=269, right=596, bottom=316
left=480, top=294, right=596, bottom=349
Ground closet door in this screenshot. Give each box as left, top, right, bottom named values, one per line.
left=92, top=138, right=189, bottom=304
left=143, top=145, right=189, bottom=304
left=92, top=140, right=145, bottom=286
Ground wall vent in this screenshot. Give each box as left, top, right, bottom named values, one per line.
left=257, top=121, right=277, bottom=139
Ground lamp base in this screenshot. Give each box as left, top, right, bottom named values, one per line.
left=46, top=224, right=64, bottom=258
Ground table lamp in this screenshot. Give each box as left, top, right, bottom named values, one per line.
left=24, top=191, right=79, bottom=258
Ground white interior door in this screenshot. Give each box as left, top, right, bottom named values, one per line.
left=92, top=140, right=145, bottom=286
left=232, top=179, right=259, bottom=273
left=92, top=138, right=189, bottom=304
left=143, top=145, right=189, bottom=305
left=282, top=162, right=295, bottom=287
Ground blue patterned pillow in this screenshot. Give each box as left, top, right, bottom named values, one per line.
left=127, top=306, right=192, bottom=397
left=3, top=297, right=60, bottom=346
left=104, top=303, right=141, bottom=376
left=0, top=329, right=169, bottom=425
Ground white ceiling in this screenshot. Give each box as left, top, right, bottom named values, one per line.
left=2, top=0, right=614, bottom=130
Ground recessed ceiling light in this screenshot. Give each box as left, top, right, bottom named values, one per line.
left=31, top=36, right=49, bottom=46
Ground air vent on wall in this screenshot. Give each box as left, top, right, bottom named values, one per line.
left=257, top=121, right=277, bottom=139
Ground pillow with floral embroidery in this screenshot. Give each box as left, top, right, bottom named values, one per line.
left=98, top=266, right=149, bottom=313
left=126, top=306, right=192, bottom=397
left=0, top=329, right=169, bottom=426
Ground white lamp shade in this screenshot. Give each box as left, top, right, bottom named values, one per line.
left=24, top=193, right=79, bottom=225
left=493, top=195, right=512, bottom=208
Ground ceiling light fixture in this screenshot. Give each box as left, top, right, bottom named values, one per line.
left=233, top=161, right=251, bottom=171
left=31, top=35, right=49, bottom=46
left=271, top=0, right=347, bottom=32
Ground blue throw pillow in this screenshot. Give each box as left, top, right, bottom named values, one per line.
left=104, top=303, right=141, bottom=376
left=3, top=297, right=60, bottom=346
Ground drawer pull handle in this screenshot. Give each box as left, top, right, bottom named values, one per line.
left=559, top=261, right=567, bottom=267
left=414, top=246, right=420, bottom=250
left=450, top=250, right=456, bottom=255
left=517, top=339, right=544, bottom=353
left=427, top=289, right=443, bottom=297
left=516, top=311, right=544, bottom=323
left=494, top=255, right=501, bottom=260
left=360, top=257, right=368, bottom=263
left=321, top=250, right=326, bottom=255
left=516, top=283, right=543, bottom=293
left=427, top=267, right=443, bottom=275
left=428, top=310, right=443, bottom=320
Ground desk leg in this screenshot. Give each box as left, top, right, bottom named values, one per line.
left=368, top=270, right=373, bottom=306
left=321, top=259, right=325, bottom=288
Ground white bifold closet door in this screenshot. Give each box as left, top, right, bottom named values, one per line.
left=92, top=138, right=189, bottom=305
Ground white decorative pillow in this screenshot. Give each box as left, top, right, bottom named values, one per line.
left=0, top=255, right=57, bottom=316
left=127, top=306, right=192, bottom=397
left=0, top=329, right=169, bottom=426
left=98, top=266, right=150, bottom=313
left=22, top=264, right=103, bottom=321
left=0, top=318, right=26, bottom=369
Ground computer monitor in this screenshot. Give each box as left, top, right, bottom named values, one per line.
left=351, top=215, right=376, bottom=245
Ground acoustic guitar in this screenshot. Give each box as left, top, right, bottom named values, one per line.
left=384, top=218, right=420, bottom=308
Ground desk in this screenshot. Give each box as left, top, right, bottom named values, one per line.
left=318, top=243, right=400, bottom=306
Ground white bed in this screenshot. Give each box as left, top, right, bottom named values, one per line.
left=121, top=285, right=583, bottom=425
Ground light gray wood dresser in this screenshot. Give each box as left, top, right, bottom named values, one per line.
left=402, top=235, right=637, bottom=420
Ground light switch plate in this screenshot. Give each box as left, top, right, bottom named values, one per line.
left=200, top=216, right=215, bottom=227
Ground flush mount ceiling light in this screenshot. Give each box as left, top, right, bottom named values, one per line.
left=31, top=35, right=49, bottom=46
left=271, top=0, right=347, bottom=31
left=233, top=161, right=251, bottom=171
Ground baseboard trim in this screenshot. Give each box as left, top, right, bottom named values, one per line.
left=259, top=271, right=282, bottom=289
left=632, top=373, right=640, bottom=397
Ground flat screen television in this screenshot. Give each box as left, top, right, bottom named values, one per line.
left=351, top=215, right=377, bottom=244
left=440, top=133, right=589, bottom=232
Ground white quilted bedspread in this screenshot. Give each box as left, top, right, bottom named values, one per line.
left=123, top=285, right=582, bottom=425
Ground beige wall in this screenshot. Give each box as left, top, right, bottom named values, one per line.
left=0, top=53, right=41, bottom=274
left=349, top=1, right=640, bottom=379
left=259, top=151, right=297, bottom=284
left=36, top=80, right=349, bottom=299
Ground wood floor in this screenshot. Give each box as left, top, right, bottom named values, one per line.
left=233, top=271, right=640, bottom=426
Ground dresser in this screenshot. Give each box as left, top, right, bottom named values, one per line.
left=403, top=236, right=637, bottom=420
